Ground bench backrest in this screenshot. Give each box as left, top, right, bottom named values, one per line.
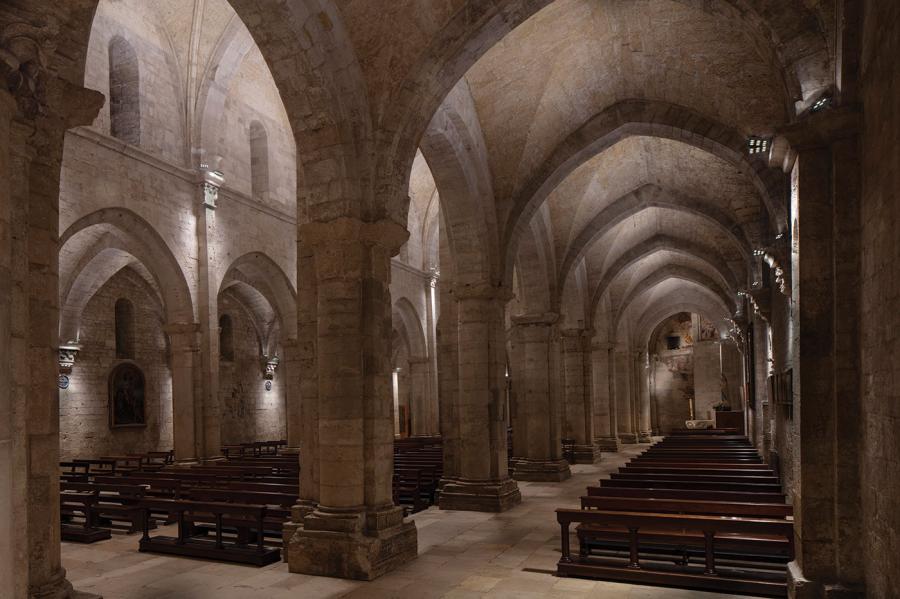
left=580, top=495, right=793, bottom=518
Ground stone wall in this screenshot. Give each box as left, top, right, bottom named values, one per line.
left=218, top=295, right=285, bottom=445
left=860, top=1, right=900, bottom=595
left=60, top=268, right=172, bottom=459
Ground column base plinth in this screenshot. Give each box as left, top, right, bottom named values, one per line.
left=594, top=436, right=620, bottom=452
left=787, top=562, right=865, bottom=599
left=286, top=506, right=417, bottom=580
left=438, top=477, right=522, bottom=512
left=637, top=431, right=653, bottom=443
left=570, top=444, right=603, bottom=464
left=618, top=433, right=638, bottom=444
left=29, top=569, right=99, bottom=599
left=511, top=458, right=572, bottom=481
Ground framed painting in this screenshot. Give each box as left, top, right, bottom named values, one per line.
left=109, top=362, right=146, bottom=428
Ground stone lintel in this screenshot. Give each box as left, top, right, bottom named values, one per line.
left=570, top=444, right=603, bottom=464
left=438, top=477, right=522, bottom=512
left=511, top=458, right=572, bottom=482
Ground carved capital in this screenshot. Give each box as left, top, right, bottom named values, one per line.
left=263, top=355, right=280, bottom=380
left=58, top=343, right=81, bottom=374
left=198, top=168, right=224, bottom=209
left=0, top=19, right=57, bottom=119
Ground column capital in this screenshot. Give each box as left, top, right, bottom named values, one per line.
left=299, top=217, right=410, bottom=256
left=770, top=104, right=861, bottom=172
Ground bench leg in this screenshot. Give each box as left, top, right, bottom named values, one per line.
left=627, top=528, right=641, bottom=569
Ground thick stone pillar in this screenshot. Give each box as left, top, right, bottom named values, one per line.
left=0, top=91, right=17, bottom=599
left=439, top=286, right=521, bottom=511
left=507, top=314, right=571, bottom=482
left=635, top=351, right=652, bottom=442
left=780, top=109, right=865, bottom=598
left=561, top=329, right=601, bottom=463
left=437, top=277, right=460, bottom=481
left=0, top=70, right=102, bottom=597
left=283, top=247, right=319, bottom=558
left=285, top=218, right=416, bottom=580
left=165, top=323, right=201, bottom=462
left=591, top=341, right=619, bottom=450
left=282, top=337, right=302, bottom=452
left=408, top=356, right=433, bottom=435
left=614, top=349, right=636, bottom=443
left=195, top=170, right=222, bottom=459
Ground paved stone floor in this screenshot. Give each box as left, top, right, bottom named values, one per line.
left=63, top=445, right=761, bottom=599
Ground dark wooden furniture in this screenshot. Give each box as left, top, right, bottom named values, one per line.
left=137, top=498, right=281, bottom=566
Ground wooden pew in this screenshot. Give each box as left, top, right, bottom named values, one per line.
left=556, top=508, right=793, bottom=597
left=137, top=498, right=281, bottom=566
left=62, top=481, right=150, bottom=533
left=60, top=491, right=111, bottom=543
left=577, top=496, right=793, bottom=566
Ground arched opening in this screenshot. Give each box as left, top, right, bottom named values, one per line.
left=249, top=121, right=269, bottom=201
left=108, top=36, right=141, bottom=145
left=219, top=314, right=234, bottom=362
left=114, top=297, right=135, bottom=359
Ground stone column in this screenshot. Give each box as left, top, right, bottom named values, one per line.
left=591, top=341, right=619, bottom=450
left=778, top=108, right=865, bottom=598
left=561, top=329, right=601, bottom=463
left=439, top=285, right=522, bottom=511
left=165, top=323, right=201, bottom=462
left=407, top=356, right=432, bottom=436
left=0, top=90, right=17, bottom=599
left=285, top=218, right=416, bottom=580
left=0, top=66, right=103, bottom=596
left=507, top=314, right=571, bottom=481
left=281, top=337, right=302, bottom=452
left=614, top=349, right=636, bottom=443
left=195, top=170, right=222, bottom=459
left=425, top=273, right=440, bottom=435
left=283, top=247, right=319, bottom=558
left=437, top=278, right=460, bottom=481
left=636, top=351, right=652, bottom=442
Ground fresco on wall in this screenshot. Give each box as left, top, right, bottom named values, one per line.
left=109, top=362, right=146, bottom=427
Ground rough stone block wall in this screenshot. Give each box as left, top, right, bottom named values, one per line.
left=860, top=2, right=900, bottom=595
left=60, top=268, right=172, bottom=460
left=85, top=0, right=188, bottom=165
left=218, top=295, right=285, bottom=445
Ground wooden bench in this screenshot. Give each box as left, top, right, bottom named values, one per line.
left=62, top=481, right=150, bottom=533
left=577, top=496, right=793, bottom=565
left=60, top=491, right=111, bottom=543
left=137, top=498, right=281, bottom=566
left=556, top=508, right=793, bottom=598
left=186, top=488, right=295, bottom=545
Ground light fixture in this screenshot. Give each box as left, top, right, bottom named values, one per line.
left=810, top=96, right=831, bottom=113
left=747, top=136, right=771, bottom=156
